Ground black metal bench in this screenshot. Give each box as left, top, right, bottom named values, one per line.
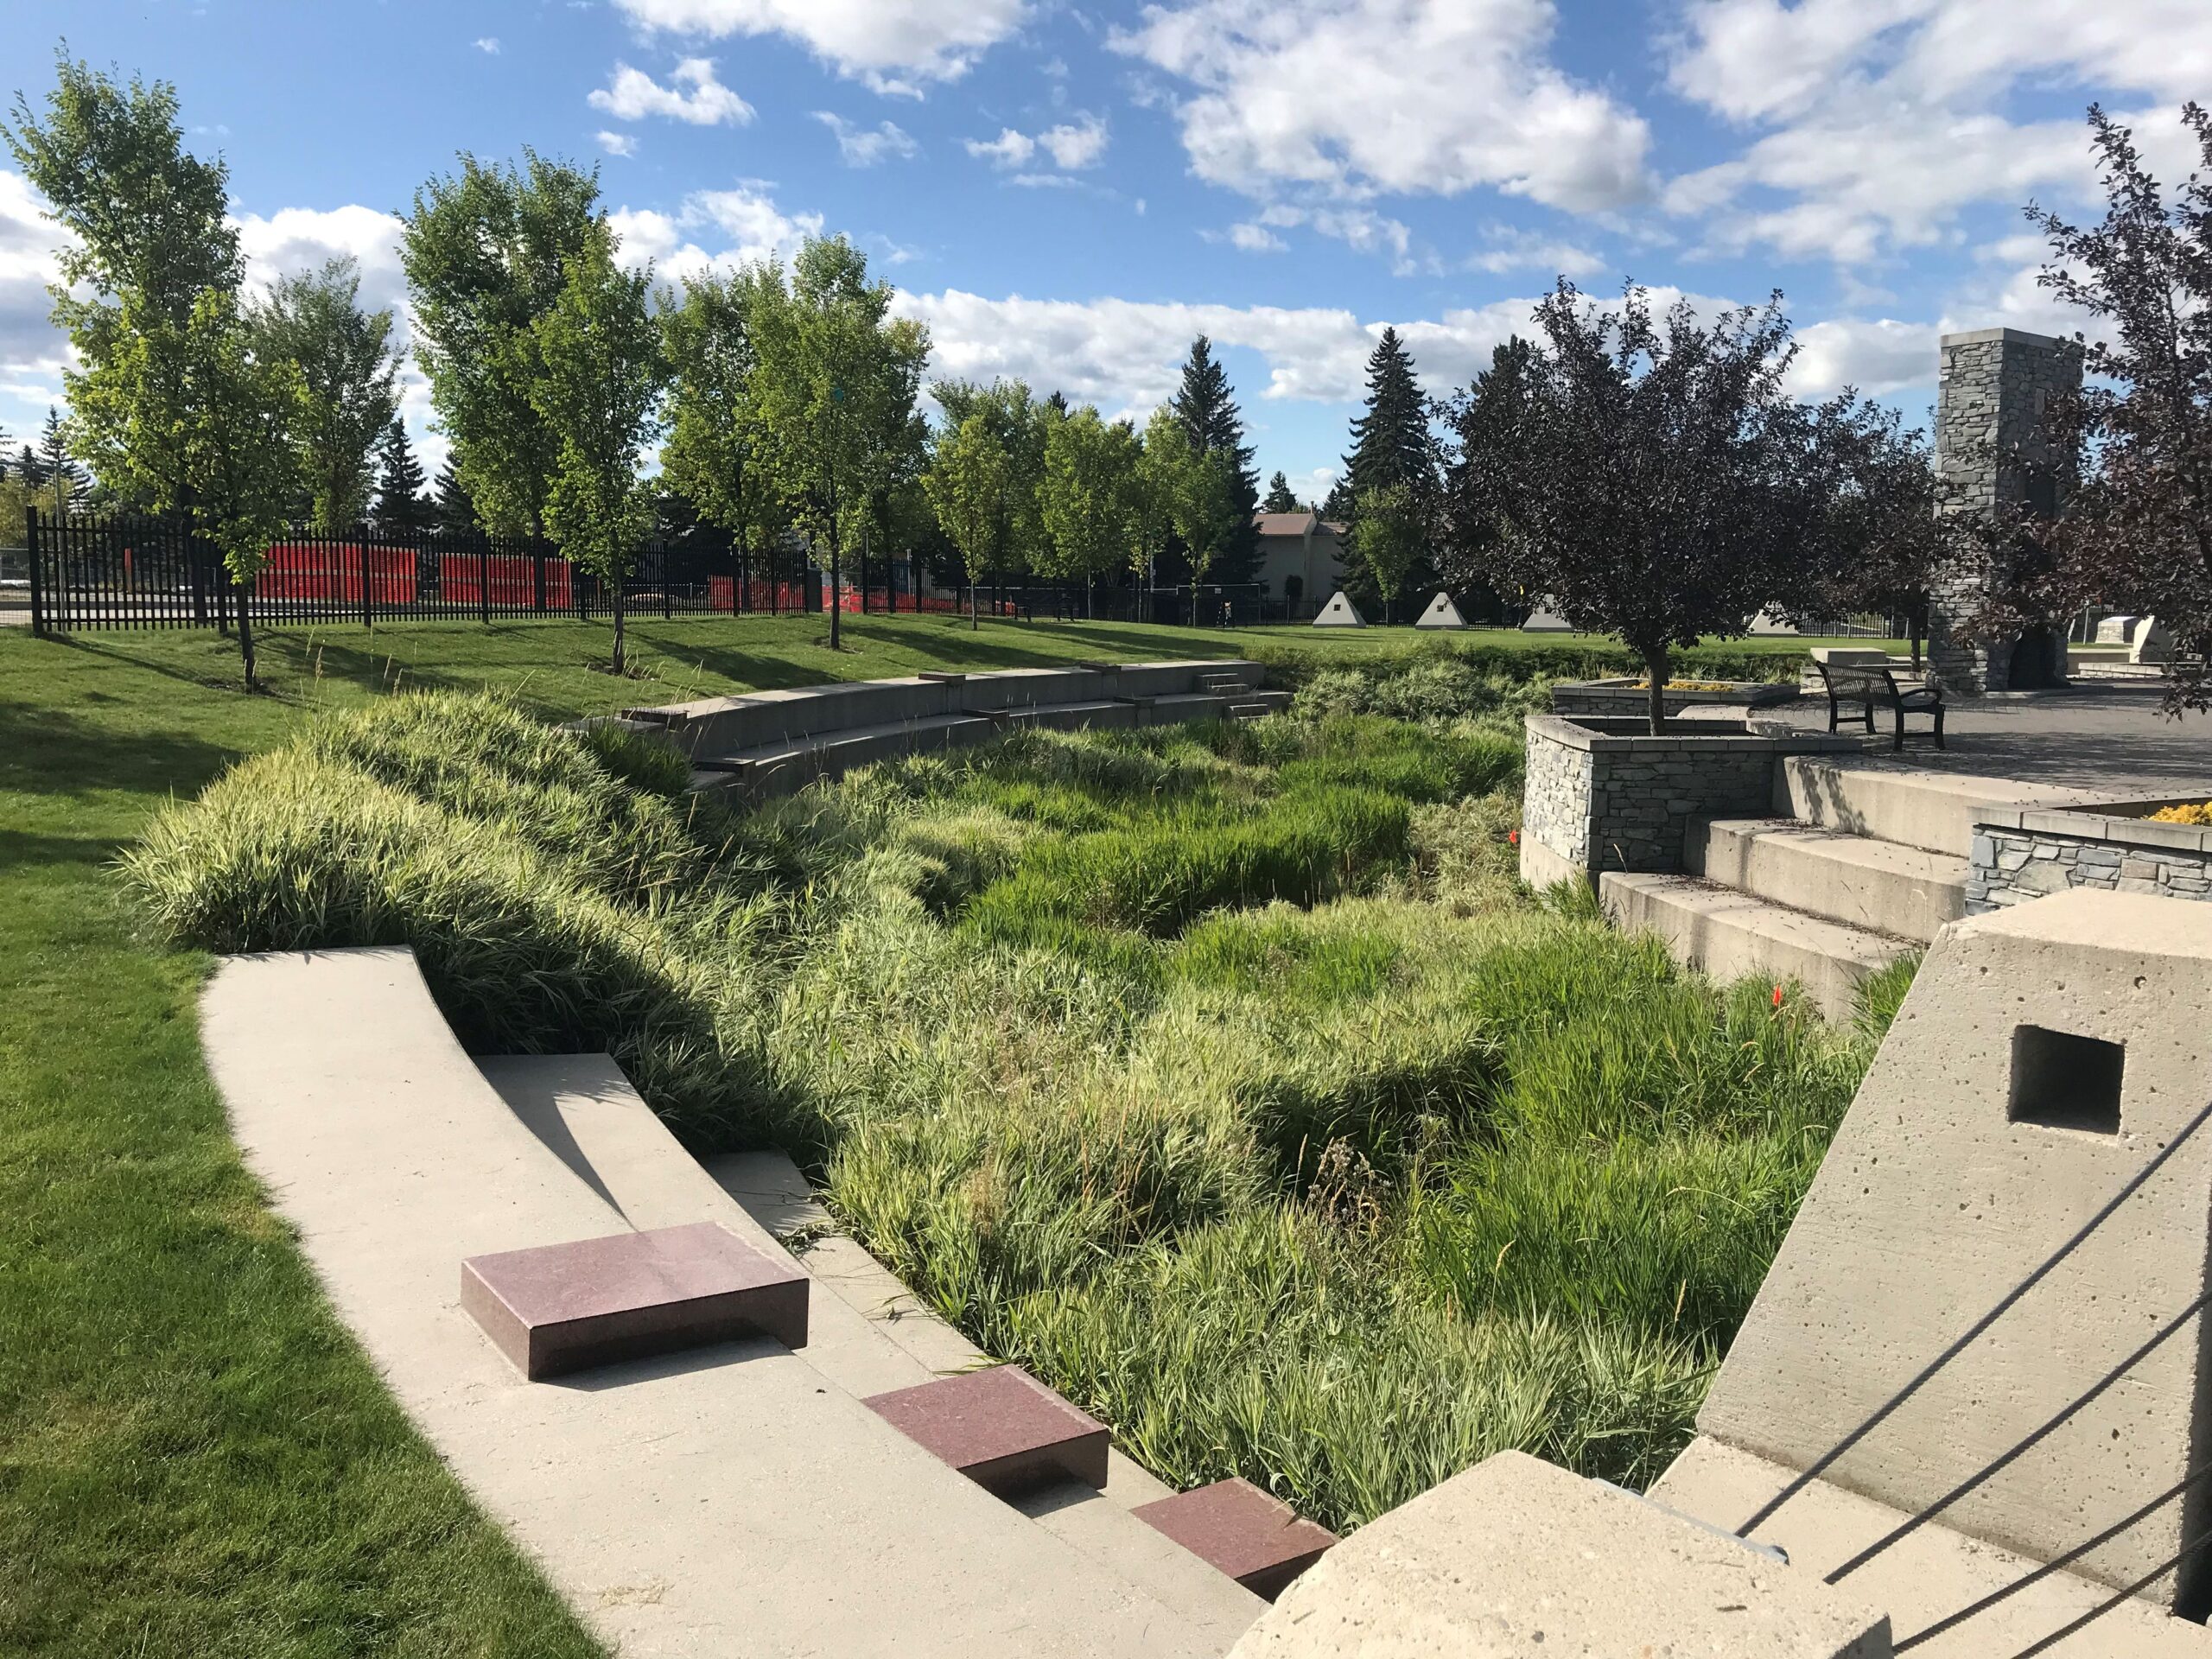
left=1814, top=660, right=1945, bottom=750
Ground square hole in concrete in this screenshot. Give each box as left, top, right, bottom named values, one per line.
left=2009, top=1026, right=2125, bottom=1135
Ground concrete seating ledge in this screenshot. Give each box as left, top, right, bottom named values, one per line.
left=614, top=659, right=1281, bottom=799
left=200, top=946, right=1255, bottom=1657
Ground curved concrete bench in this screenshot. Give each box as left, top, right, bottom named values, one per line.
left=618, top=660, right=1284, bottom=799
left=203, top=946, right=1256, bottom=1657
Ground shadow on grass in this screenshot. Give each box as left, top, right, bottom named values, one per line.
left=0, top=829, right=126, bottom=871
left=0, top=703, right=245, bottom=803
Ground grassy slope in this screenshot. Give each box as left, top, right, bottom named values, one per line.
left=0, top=613, right=1873, bottom=1651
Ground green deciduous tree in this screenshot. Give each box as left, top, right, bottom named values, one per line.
left=661, top=265, right=783, bottom=606
left=750, top=238, right=928, bottom=648
left=923, top=410, right=1012, bottom=628
left=527, top=232, right=664, bottom=676
left=173, top=289, right=307, bottom=690
left=1352, top=481, right=1426, bottom=624
left=1038, top=404, right=1140, bottom=613
left=4, top=53, right=242, bottom=510
left=1130, top=405, right=1188, bottom=594
left=253, top=257, right=398, bottom=531
left=931, top=377, right=1050, bottom=593
left=402, top=149, right=603, bottom=537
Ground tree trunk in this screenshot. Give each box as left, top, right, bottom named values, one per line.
left=1909, top=612, right=1925, bottom=675
left=829, top=524, right=843, bottom=650
left=1644, top=646, right=1669, bottom=735
left=969, top=575, right=979, bottom=631
left=611, top=575, right=627, bottom=676
left=235, top=578, right=258, bottom=692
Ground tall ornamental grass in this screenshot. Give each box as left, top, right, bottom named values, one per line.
left=129, top=683, right=1900, bottom=1532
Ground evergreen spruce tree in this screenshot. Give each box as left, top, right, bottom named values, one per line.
left=18, top=444, right=44, bottom=493
left=431, top=459, right=481, bottom=537
left=1261, top=470, right=1301, bottom=512
left=373, top=420, right=432, bottom=537
left=1170, top=335, right=1261, bottom=586
left=1338, top=327, right=1439, bottom=615
left=36, top=406, right=86, bottom=512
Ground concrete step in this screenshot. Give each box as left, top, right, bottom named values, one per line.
left=1600, top=872, right=1910, bottom=1020
left=709, top=1149, right=1267, bottom=1648
left=1779, top=757, right=2096, bottom=859
left=1689, top=817, right=1967, bottom=944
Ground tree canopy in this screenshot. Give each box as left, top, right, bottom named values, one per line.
left=1461, top=283, right=1861, bottom=731
left=1038, top=404, right=1141, bottom=602
left=1170, top=335, right=1260, bottom=585
left=2005, top=104, right=2212, bottom=713
left=922, top=410, right=1011, bottom=628
left=253, top=257, right=398, bottom=532
left=527, top=230, right=664, bottom=673
left=401, top=149, right=603, bottom=537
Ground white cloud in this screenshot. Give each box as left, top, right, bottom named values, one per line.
left=474, top=36, right=501, bottom=54
left=598, top=130, right=640, bottom=158
left=233, top=204, right=410, bottom=322
left=610, top=184, right=825, bottom=281
left=1257, top=204, right=1420, bottom=273
left=612, top=0, right=1027, bottom=93
left=589, top=59, right=754, bottom=126
left=1664, top=0, right=2212, bottom=264
left=1110, top=0, right=1651, bottom=213
left=1224, top=222, right=1287, bottom=254
left=1783, top=318, right=1938, bottom=399
left=0, top=171, right=70, bottom=389
left=967, top=115, right=1108, bottom=172
left=1464, top=227, right=1602, bottom=278
left=967, top=129, right=1035, bottom=167
left=815, top=112, right=919, bottom=166
left=1039, top=114, right=1108, bottom=170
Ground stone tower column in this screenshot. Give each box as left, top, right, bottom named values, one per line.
left=1929, top=327, right=2082, bottom=693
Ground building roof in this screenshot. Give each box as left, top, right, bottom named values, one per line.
left=1254, top=511, right=1317, bottom=537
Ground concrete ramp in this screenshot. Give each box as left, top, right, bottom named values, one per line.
left=203, top=947, right=1230, bottom=1658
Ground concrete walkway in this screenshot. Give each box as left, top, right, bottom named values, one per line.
left=202, top=947, right=1232, bottom=1659
left=1770, top=683, right=2211, bottom=794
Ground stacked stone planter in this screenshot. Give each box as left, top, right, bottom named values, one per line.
left=1968, top=795, right=2212, bottom=912
left=1519, top=713, right=1858, bottom=887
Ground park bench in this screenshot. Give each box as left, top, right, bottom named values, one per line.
left=1813, top=659, right=1945, bottom=750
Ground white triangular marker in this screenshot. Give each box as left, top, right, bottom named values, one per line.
left=1414, top=591, right=1469, bottom=630
left=1313, top=591, right=1367, bottom=627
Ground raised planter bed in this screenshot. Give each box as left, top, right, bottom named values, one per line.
left=1968, top=793, right=2212, bottom=912
left=1519, top=713, right=1860, bottom=887
left=1549, top=677, right=1799, bottom=717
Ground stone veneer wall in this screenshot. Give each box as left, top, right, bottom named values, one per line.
left=1967, top=798, right=2212, bottom=912
left=1929, top=327, right=2081, bottom=694
left=1520, top=714, right=1858, bottom=885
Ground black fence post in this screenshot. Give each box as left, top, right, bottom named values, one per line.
left=533, top=542, right=547, bottom=615
left=25, top=505, right=43, bottom=635
left=478, top=536, right=492, bottom=625
left=360, top=532, right=374, bottom=629
left=661, top=549, right=671, bottom=620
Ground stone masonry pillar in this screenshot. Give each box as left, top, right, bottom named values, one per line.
left=1929, top=327, right=2081, bottom=693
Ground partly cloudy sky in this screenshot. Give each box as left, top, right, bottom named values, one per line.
left=4, top=0, right=2208, bottom=498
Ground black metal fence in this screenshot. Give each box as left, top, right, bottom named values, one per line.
left=24, top=510, right=1281, bottom=635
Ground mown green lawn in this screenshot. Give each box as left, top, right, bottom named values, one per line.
left=0, top=612, right=1879, bottom=1653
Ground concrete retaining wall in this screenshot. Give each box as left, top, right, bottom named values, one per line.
left=1969, top=797, right=2212, bottom=912
left=1520, top=713, right=1859, bottom=884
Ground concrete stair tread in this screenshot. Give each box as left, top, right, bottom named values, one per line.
left=1782, top=756, right=2099, bottom=858
left=1602, top=872, right=1909, bottom=1020
left=1692, top=817, right=1968, bottom=944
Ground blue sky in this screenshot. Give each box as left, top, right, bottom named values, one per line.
left=4, top=0, right=2209, bottom=499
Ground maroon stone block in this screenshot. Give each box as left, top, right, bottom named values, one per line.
left=864, top=1365, right=1109, bottom=1497
left=461, top=1220, right=808, bottom=1380
left=1134, top=1478, right=1338, bottom=1602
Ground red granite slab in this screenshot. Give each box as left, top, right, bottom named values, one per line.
left=863, top=1365, right=1109, bottom=1497
left=461, top=1220, right=808, bottom=1380
left=1134, top=1478, right=1338, bottom=1601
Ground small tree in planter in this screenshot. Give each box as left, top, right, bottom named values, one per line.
left=1798, top=409, right=1950, bottom=671
left=529, top=232, right=664, bottom=676
left=1471, top=282, right=1856, bottom=733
